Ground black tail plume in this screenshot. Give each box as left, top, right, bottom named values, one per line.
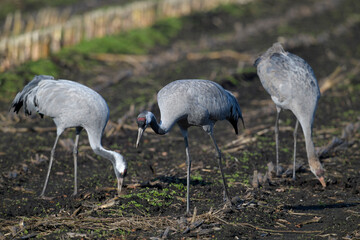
left=10, top=75, right=54, bottom=115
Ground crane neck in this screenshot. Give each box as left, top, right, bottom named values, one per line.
left=304, top=131, right=318, bottom=163
left=93, top=146, right=115, bottom=163
left=300, top=123, right=317, bottom=160
left=148, top=112, right=167, bottom=135
left=300, top=121, right=324, bottom=176
left=93, top=146, right=126, bottom=175
left=87, top=130, right=127, bottom=174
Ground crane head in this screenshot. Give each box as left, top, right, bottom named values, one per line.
left=309, top=157, right=326, bottom=188
left=113, top=153, right=127, bottom=195
left=136, top=111, right=149, bottom=148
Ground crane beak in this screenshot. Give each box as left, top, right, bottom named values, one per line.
left=117, top=177, right=124, bottom=196
left=136, top=128, right=144, bottom=148
left=318, top=176, right=326, bottom=188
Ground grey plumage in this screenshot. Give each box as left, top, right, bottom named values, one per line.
left=11, top=75, right=127, bottom=197
left=11, top=75, right=54, bottom=116
left=136, top=79, right=244, bottom=214
left=255, top=43, right=325, bottom=187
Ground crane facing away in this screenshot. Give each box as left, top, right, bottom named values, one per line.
left=11, top=75, right=127, bottom=197
left=254, top=43, right=326, bottom=187
left=135, top=79, right=244, bottom=214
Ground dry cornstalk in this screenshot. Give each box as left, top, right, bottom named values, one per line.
left=1, top=215, right=177, bottom=237
left=288, top=210, right=322, bottom=216
left=295, top=216, right=321, bottom=228
left=235, top=222, right=322, bottom=234
left=223, top=137, right=257, bottom=153
left=320, top=62, right=360, bottom=94
left=186, top=50, right=253, bottom=62
left=90, top=53, right=149, bottom=64
left=319, top=66, right=344, bottom=94
left=223, top=124, right=293, bottom=153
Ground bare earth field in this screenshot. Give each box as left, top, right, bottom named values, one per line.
left=1, top=0, right=360, bottom=239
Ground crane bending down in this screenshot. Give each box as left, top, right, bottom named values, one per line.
left=135, top=79, right=244, bottom=214
left=254, top=43, right=325, bottom=187
left=11, top=75, right=127, bottom=197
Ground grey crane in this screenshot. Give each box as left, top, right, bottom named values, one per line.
left=135, top=79, right=244, bottom=214
left=254, top=43, right=325, bottom=187
left=10, top=75, right=127, bottom=197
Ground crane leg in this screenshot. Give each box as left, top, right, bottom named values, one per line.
left=209, top=132, right=231, bottom=204
left=72, top=127, right=82, bottom=196
left=179, top=127, right=191, bottom=215
left=184, top=136, right=192, bottom=215
left=293, top=120, right=299, bottom=180
left=275, top=107, right=281, bottom=176
left=40, top=132, right=62, bottom=197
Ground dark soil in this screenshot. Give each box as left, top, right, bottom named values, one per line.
left=1, top=0, right=360, bottom=239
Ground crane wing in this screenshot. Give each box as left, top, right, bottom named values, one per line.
left=257, top=52, right=320, bottom=108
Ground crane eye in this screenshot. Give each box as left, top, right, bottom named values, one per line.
left=137, top=117, right=146, bottom=128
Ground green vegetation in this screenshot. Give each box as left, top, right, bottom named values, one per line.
left=170, top=183, right=186, bottom=192
left=68, top=18, right=182, bottom=56
left=119, top=187, right=178, bottom=213
left=0, top=17, right=183, bottom=101
left=0, top=59, right=60, bottom=100
left=343, top=109, right=359, bottom=120
left=238, top=150, right=261, bottom=164
left=236, top=67, right=257, bottom=75
left=219, top=170, right=250, bottom=187
left=256, top=135, right=276, bottom=148
left=191, top=173, right=203, bottom=181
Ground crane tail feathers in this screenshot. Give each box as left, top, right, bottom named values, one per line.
left=226, top=91, right=244, bottom=135
left=10, top=92, right=24, bottom=113
left=10, top=75, right=54, bottom=115
left=233, top=115, right=245, bottom=135
left=234, top=124, right=239, bottom=135
left=240, top=115, right=245, bottom=130
left=232, top=120, right=239, bottom=135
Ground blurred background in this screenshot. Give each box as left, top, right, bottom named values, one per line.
left=0, top=0, right=359, bottom=239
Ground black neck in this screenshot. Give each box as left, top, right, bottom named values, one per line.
left=149, top=114, right=166, bottom=135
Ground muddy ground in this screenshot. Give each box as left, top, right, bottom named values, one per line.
left=1, top=0, right=360, bottom=239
